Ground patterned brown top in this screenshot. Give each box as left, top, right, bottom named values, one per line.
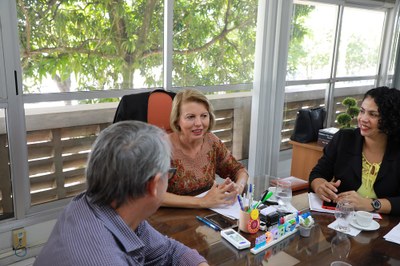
left=167, top=132, right=246, bottom=195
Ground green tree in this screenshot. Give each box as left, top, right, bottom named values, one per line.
left=287, top=4, right=315, bottom=76
left=17, top=0, right=312, bottom=95
left=345, top=35, right=368, bottom=75
left=17, top=0, right=258, bottom=94
left=17, top=0, right=165, bottom=93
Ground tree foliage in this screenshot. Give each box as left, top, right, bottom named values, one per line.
left=287, top=4, right=314, bottom=76
left=345, top=34, right=379, bottom=76
left=17, top=0, right=314, bottom=95
left=17, top=0, right=258, bottom=93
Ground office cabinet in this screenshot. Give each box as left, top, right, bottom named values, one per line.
left=289, top=140, right=323, bottom=181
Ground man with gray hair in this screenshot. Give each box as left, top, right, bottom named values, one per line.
left=34, top=121, right=208, bottom=266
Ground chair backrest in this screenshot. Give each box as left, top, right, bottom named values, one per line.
left=147, top=90, right=174, bottom=133
left=113, top=89, right=175, bottom=133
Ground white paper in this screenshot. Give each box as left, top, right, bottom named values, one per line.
left=196, top=190, right=242, bottom=219
left=384, top=222, right=400, bottom=244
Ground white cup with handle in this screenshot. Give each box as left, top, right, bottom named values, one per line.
left=355, top=211, right=373, bottom=227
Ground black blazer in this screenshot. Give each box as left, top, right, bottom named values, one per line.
left=113, top=89, right=176, bottom=123
left=309, top=128, right=400, bottom=215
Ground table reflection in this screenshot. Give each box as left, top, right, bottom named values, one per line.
left=149, top=194, right=400, bottom=266
left=331, top=232, right=351, bottom=261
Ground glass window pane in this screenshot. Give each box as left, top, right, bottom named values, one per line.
left=0, top=108, right=13, bottom=220
left=172, top=0, right=257, bottom=87
left=287, top=2, right=338, bottom=81
left=17, top=1, right=164, bottom=93
left=336, top=7, right=385, bottom=77
left=388, top=18, right=400, bottom=78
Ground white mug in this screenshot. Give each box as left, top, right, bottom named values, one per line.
left=355, top=211, right=373, bottom=227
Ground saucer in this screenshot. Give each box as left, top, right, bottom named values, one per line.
left=350, top=219, right=380, bottom=231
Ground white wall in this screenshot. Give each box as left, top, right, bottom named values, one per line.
left=0, top=220, right=56, bottom=265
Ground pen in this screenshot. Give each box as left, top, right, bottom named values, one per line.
left=248, top=184, right=253, bottom=210
left=251, top=184, right=255, bottom=208
left=196, top=216, right=220, bottom=231
left=237, top=195, right=245, bottom=211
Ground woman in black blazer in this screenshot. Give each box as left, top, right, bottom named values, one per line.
left=309, top=87, right=400, bottom=215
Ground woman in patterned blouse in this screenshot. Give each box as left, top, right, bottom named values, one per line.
left=162, top=89, right=249, bottom=208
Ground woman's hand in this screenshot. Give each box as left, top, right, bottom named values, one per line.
left=312, top=178, right=341, bottom=202
left=202, top=181, right=237, bottom=208
left=337, top=191, right=373, bottom=211
left=219, top=178, right=245, bottom=195
left=220, top=170, right=248, bottom=195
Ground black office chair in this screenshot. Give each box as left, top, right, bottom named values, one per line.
left=113, top=89, right=176, bottom=133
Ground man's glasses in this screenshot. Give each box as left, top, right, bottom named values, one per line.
left=168, top=167, right=177, bottom=180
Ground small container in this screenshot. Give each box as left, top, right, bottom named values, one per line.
left=299, top=225, right=312, bottom=237
left=239, top=208, right=260, bottom=234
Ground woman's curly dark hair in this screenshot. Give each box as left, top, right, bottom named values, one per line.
left=363, top=86, right=400, bottom=143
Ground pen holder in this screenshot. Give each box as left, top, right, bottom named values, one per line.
left=239, top=208, right=260, bottom=234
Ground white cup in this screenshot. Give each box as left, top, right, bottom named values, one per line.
left=355, top=211, right=373, bottom=227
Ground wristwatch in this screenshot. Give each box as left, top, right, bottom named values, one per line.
left=371, top=199, right=381, bottom=212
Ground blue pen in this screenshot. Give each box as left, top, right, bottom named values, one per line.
left=196, top=216, right=220, bottom=231
left=237, top=195, right=245, bottom=211
left=249, top=184, right=253, bottom=210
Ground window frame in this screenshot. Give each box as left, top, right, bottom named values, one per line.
left=0, top=0, right=398, bottom=232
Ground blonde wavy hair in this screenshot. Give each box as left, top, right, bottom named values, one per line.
left=169, top=89, right=216, bottom=133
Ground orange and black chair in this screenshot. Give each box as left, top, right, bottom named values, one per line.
left=113, top=89, right=176, bottom=133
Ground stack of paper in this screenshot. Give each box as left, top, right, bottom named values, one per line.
left=384, top=223, right=400, bottom=244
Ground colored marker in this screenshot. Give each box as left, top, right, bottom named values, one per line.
left=262, top=191, right=273, bottom=202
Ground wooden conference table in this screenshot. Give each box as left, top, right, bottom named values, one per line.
left=148, top=193, right=400, bottom=266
